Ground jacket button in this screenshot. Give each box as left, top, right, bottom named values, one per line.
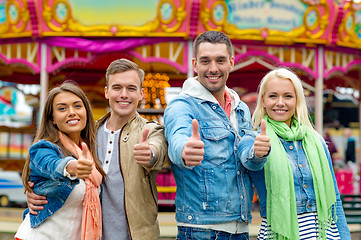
left=188, top=215, right=192, bottom=220
left=212, top=106, right=217, bottom=109
left=289, top=145, right=293, bottom=150
left=241, top=215, right=245, bottom=219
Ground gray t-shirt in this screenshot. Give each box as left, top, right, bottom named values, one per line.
left=96, top=122, right=129, bottom=240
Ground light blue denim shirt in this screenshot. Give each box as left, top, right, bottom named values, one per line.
left=240, top=131, right=351, bottom=239
left=164, top=78, right=267, bottom=225
left=23, top=140, right=79, bottom=228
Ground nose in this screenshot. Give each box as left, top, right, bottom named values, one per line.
left=209, top=61, right=218, bottom=73
left=68, top=106, right=76, bottom=115
left=120, top=88, right=128, bottom=97
left=276, top=97, right=285, bottom=106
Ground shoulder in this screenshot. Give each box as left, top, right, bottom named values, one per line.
left=29, top=140, right=62, bottom=157
left=132, top=114, right=162, bottom=129
left=31, top=140, right=59, bottom=150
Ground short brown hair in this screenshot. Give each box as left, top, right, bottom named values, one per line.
left=105, top=59, right=144, bottom=88
left=193, top=31, right=233, bottom=60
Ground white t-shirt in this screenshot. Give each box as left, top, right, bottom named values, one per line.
left=15, top=180, right=85, bottom=240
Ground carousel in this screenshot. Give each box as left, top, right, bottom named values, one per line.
left=1, top=0, right=361, bottom=195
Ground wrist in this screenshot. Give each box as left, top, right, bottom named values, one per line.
left=149, top=146, right=156, bottom=164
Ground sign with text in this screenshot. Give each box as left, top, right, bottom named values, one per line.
left=226, top=0, right=308, bottom=32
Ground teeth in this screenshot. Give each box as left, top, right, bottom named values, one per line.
left=208, top=76, right=219, bottom=80
left=67, top=120, right=79, bottom=125
left=275, top=110, right=286, bottom=113
left=118, top=102, right=130, bottom=106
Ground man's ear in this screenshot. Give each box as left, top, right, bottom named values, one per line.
left=192, top=58, right=198, bottom=73
left=104, top=86, right=109, bottom=99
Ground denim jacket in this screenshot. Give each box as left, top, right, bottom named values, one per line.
left=164, top=77, right=266, bottom=225
left=24, top=140, right=79, bottom=228
left=241, top=131, right=351, bottom=239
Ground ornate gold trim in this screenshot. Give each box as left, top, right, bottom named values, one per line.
left=52, top=0, right=71, bottom=24
left=5, top=0, right=29, bottom=34
left=337, top=1, right=361, bottom=48
left=210, top=1, right=227, bottom=26
left=42, top=0, right=186, bottom=36
left=200, top=0, right=330, bottom=43
left=158, top=0, right=176, bottom=25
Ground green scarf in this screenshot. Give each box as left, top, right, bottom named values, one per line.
left=264, top=116, right=336, bottom=240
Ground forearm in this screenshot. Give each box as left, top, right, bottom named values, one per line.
left=238, top=134, right=267, bottom=171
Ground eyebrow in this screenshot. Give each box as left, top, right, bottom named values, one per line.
left=112, top=83, right=138, bottom=88
left=55, top=100, right=82, bottom=106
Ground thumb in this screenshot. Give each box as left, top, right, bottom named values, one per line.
left=260, top=119, right=267, bottom=135
left=140, top=128, right=150, bottom=143
left=80, top=142, right=90, bottom=159
left=191, top=119, right=200, bottom=140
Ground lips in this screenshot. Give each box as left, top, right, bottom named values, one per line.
left=207, top=75, right=221, bottom=83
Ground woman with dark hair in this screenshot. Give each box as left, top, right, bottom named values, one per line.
left=15, top=82, right=105, bottom=240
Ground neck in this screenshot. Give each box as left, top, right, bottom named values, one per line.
left=106, top=112, right=135, bottom=131
left=67, top=133, right=80, bottom=146
left=212, top=90, right=225, bottom=106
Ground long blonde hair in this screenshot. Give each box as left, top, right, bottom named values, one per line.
left=252, top=68, right=314, bottom=131
left=22, top=81, right=106, bottom=192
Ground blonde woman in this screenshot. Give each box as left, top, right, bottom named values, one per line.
left=240, top=68, right=350, bottom=239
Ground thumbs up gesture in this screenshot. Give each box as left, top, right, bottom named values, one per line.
left=76, top=142, right=93, bottom=179
left=254, top=119, right=271, bottom=158
left=134, top=128, right=157, bottom=166
left=181, top=119, right=205, bottom=166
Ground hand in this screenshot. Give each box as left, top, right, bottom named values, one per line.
left=76, top=142, right=93, bottom=179
left=181, top=119, right=205, bottom=166
left=254, top=119, right=271, bottom=158
left=134, top=128, right=157, bottom=166
left=26, top=181, right=48, bottom=215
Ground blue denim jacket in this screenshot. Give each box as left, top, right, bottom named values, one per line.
left=23, top=140, right=79, bottom=227
left=240, top=132, right=351, bottom=239
left=164, top=78, right=266, bottom=225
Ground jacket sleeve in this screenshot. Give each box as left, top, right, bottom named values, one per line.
left=29, top=140, right=76, bottom=182
left=164, top=96, right=195, bottom=169
left=145, top=122, right=168, bottom=172
left=319, top=136, right=351, bottom=239
left=238, top=130, right=268, bottom=171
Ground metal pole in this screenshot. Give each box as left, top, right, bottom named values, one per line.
left=187, top=39, right=194, bottom=79
left=39, top=43, right=48, bottom=121
left=315, top=46, right=324, bottom=134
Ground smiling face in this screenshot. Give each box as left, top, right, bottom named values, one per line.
left=192, top=42, right=234, bottom=101
left=105, top=70, right=143, bottom=124
left=262, top=77, right=297, bottom=127
left=52, top=91, right=87, bottom=144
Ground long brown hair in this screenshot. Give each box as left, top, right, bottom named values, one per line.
left=22, top=81, right=106, bottom=192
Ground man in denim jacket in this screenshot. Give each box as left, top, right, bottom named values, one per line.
left=164, top=31, right=271, bottom=239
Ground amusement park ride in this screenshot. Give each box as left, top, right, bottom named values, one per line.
left=2, top=0, right=361, bottom=205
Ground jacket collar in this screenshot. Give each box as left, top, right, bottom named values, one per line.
left=181, top=77, right=241, bottom=108
left=96, top=111, right=141, bottom=130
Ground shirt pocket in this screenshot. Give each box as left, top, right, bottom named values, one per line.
left=200, top=125, right=232, bottom=166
